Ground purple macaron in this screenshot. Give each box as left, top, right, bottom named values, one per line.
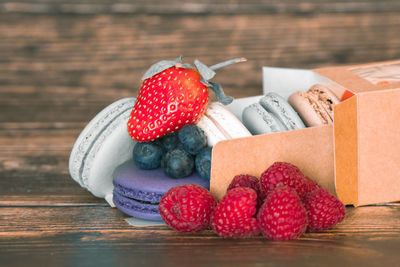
left=112, top=161, right=210, bottom=221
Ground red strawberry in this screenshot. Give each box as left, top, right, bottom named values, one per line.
left=304, top=188, right=345, bottom=231
left=128, top=57, right=246, bottom=142
left=128, top=67, right=208, bottom=142
left=260, top=162, right=309, bottom=201
left=158, top=184, right=217, bottom=233
left=211, top=187, right=260, bottom=238
left=257, top=186, right=308, bottom=240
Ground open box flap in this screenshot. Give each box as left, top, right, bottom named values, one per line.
left=315, top=60, right=400, bottom=95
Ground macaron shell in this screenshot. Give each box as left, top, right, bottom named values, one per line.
left=84, top=111, right=136, bottom=205
left=242, top=103, right=287, bottom=135
left=69, top=98, right=135, bottom=187
left=308, top=84, right=340, bottom=121
left=113, top=161, right=209, bottom=203
left=205, top=102, right=252, bottom=140
left=113, top=191, right=162, bottom=221
left=288, top=92, right=325, bottom=127
left=112, top=161, right=209, bottom=220
left=310, top=84, right=340, bottom=105
left=304, top=91, right=332, bottom=123
left=260, top=92, right=306, bottom=130
left=196, top=114, right=227, bottom=146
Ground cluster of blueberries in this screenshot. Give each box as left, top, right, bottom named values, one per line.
left=133, top=124, right=211, bottom=180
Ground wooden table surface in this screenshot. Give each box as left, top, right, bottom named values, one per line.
left=1, top=1, right=400, bottom=266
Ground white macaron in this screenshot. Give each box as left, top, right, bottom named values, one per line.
left=69, top=97, right=136, bottom=206
left=196, top=102, right=252, bottom=146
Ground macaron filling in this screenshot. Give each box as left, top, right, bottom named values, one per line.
left=113, top=182, right=164, bottom=204
left=113, top=192, right=162, bottom=221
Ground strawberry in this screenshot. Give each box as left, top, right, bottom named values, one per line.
left=128, top=57, right=245, bottom=142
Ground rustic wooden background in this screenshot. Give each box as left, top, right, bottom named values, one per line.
left=1, top=1, right=400, bottom=266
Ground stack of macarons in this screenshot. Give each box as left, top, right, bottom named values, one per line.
left=69, top=98, right=251, bottom=221
left=241, top=84, right=340, bottom=135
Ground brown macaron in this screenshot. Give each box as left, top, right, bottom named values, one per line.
left=288, top=84, right=340, bottom=127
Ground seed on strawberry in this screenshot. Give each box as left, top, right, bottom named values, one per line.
left=127, top=57, right=246, bottom=142
left=128, top=67, right=208, bottom=142
left=211, top=187, right=260, bottom=238
left=257, top=186, right=308, bottom=240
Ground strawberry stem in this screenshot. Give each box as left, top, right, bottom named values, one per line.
left=209, top=58, right=247, bottom=71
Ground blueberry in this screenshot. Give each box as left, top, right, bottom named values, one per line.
left=161, top=148, right=194, bottom=178
left=195, top=147, right=212, bottom=180
left=133, top=141, right=164, bottom=170
left=160, top=132, right=180, bottom=151
left=178, top=124, right=207, bottom=155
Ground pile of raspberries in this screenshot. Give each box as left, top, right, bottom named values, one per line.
left=158, top=162, right=345, bottom=240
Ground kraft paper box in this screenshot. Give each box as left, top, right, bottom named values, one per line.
left=210, top=59, right=400, bottom=207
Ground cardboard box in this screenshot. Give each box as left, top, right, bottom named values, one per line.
left=210, top=60, right=400, bottom=206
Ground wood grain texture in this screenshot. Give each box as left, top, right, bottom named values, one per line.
left=1, top=0, right=400, bottom=14
left=1, top=206, right=399, bottom=267
left=1, top=1, right=400, bottom=266
left=1, top=12, right=400, bottom=124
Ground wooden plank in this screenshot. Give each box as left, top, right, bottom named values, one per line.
left=1, top=0, right=400, bottom=14
left=0, top=123, right=104, bottom=204
left=0, top=206, right=399, bottom=267
left=1, top=13, right=400, bottom=124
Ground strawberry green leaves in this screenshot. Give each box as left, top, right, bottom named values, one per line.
left=208, top=81, right=234, bottom=105
left=194, top=59, right=240, bottom=105
left=142, top=56, right=183, bottom=80
left=194, top=59, right=216, bottom=81
left=141, top=56, right=245, bottom=106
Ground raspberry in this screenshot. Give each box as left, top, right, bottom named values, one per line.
left=211, top=187, right=260, bottom=238
left=304, top=176, right=321, bottom=195
left=260, top=162, right=308, bottom=200
left=159, top=184, right=217, bottom=233
left=227, top=174, right=265, bottom=209
left=304, top=188, right=345, bottom=231
left=257, top=186, right=308, bottom=240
